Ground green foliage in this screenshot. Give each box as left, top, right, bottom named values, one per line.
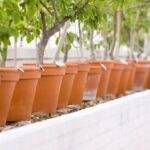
left=0, top=0, right=150, bottom=61
left=56, top=32, right=76, bottom=52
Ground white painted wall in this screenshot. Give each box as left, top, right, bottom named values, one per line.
left=0, top=91, right=150, bottom=150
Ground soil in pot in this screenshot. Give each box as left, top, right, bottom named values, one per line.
left=127, top=61, right=136, bottom=91
left=69, top=62, right=90, bottom=105
left=107, top=61, right=124, bottom=96
left=134, top=64, right=149, bottom=91
left=0, top=68, right=20, bottom=126
left=118, top=63, right=132, bottom=95
left=83, top=64, right=102, bottom=101
left=57, top=63, right=78, bottom=109
left=32, top=64, right=65, bottom=113
left=96, top=60, right=114, bottom=99
left=7, top=66, right=41, bottom=122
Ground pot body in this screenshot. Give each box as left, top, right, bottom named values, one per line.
left=32, top=64, right=65, bottom=113
left=96, top=60, right=114, bottom=98
left=69, top=62, right=90, bottom=105
left=83, top=65, right=102, bottom=101
left=118, top=64, right=131, bottom=95
left=127, top=61, right=136, bottom=91
left=147, top=72, right=150, bottom=89
left=134, top=64, right=149, bottom=91
left=0, top=68, right=20, bottom=126
left=137, top=60, right=150, bottom=88
left=57, top=63, right=78, bottom=109
left=107, top=61, right=124, bottom=96
left=7, top=66, right=41, bottom=121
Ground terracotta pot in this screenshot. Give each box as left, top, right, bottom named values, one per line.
left=0, top=68, right=20, bottom=126
left=147, top=72, right=150, bottom=89
left=96, top=60, right=114, bottom=98
left=137, top=60, right=150, bottom=88
left=69, top=62, right=90, bottom=105
left=7, top=66, right=41, bottom=122
left=127, top=61, right=136, bottom=91
left=118, top=63, right=132, bottom=95
left=32, top=64, right=65, bottom=113
left=57, top=63, right=78, bottom=109
left=83, top=65, right=102, bottom=101
left=134, top=64, right=149, bottom=91
left=107, top=61, right=124, bottom=96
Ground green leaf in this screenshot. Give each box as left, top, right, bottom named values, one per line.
left=26, top=34, right=34, bottom=43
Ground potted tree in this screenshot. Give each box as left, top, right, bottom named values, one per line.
left=19, top=0, right=93, bottom=113
left=0, top=1, right=21, bottom=126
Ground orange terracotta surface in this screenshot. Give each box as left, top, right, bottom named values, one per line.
left=118, top=63, right=132, bottom=95
left=0, top=68, right=20, bottom=126
left=127, top=61, right=137, bottom=91
left=137, top=60, right=150, bottom=88
left=83, top=65, right=102, bottom=100
left=32, top=64, right=65, bottom=113
left=7, top=66, right=41, bottom=122
left=134, top=64, right=149, bottom=91
left=107, top=61, right=124, bottom=96
left=57, top=63, right=78, bottom=109
left=147, top=73, right=150, bottom=88
left=69, top=62, right=90, bottom=105
left=96, top=60, right=114, bottom=98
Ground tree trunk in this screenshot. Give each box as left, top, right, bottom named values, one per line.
left=14, top=39, right=17, bottom=66
left=78, top=21, right=84, bottom=59
left=144, top=33, right=150, bottom=52
left=129, top=30, right=136, bottom=59
left=143, top=33, right=150, bottom=58
left=36, top=35, right=49, bottom=65
left=113, top=9, right=122, bottom=58
left=109, top=11, right=117, bottom=58
left=0, top=47, right=7, bottom=67
left=90, top=30, right=95, bottom=60
left=102, top=31, right=108, bottom=59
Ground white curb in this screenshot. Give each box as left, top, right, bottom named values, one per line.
left=0, top=91, right=150, bottom=150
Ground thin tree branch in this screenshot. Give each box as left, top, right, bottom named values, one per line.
left=128, top=0, right=150, bottom=10
left=40, top=11, right=46, bottom=35
left=40, top=0, right=54, bottom=16
left=50, top=0, right=57, bottom=17
left=46, top=0, right=90, bottom=38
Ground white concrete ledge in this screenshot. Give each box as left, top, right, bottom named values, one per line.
left=0, top=91, right=150, bottom=150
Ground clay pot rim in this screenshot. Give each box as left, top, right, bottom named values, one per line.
left=0, top=67, right=18, bottom=72
left=41, top=64, right=66, bottom=76
left=78, top=65, right=89, bottom=72
left=113, top=63, right=124, bottom=70
left=65, top=66, right=78, bottom=74
left=20, top=66, right=41, bottom=71
left=65, top=62, right=78, bottom=67
left=71, top=62, right=90, bottom=72
left=123, top=64, right=132, bottom=70
left=42, top=63, right=65, bottom=68
left=137, top=60, right=150, bottom=64
left=0, top=68, right=20, bottom=82
left=89, top=65, right=101, bottom=69
left=99, top=60, right=114, bottom=63
left=88, top=60, right=114, bottom=64
left=23, top=63, right=65, bottom=68
left=136, top=64, right=150, bottom=69
left=100, top=62, right=114, bottom=70
left=19, top=69, right=41, bottom=79
left=89, top=66, right=102, bottom=74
